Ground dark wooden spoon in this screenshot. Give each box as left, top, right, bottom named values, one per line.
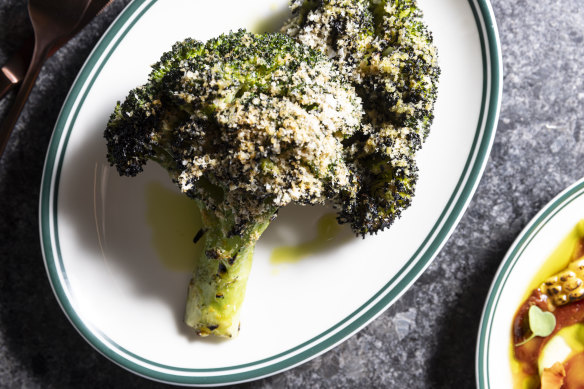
left=0, top=0, right=93, bottom=157
left=0, top=0, right=113, bottom=101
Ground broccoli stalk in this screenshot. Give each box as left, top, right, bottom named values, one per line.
left=185, top=202, right=275, bottom=337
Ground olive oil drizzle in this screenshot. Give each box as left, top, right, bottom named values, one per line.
left=146, top=184, right=351, bottom=269
left=270, top=212, right=352, bottom=264
left=146, top=182, right=204, bottom=272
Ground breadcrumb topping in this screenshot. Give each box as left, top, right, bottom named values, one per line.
left=105, top=0, right=439, bottom=235
left=106, top=30, right=363, bottom=223
left=282, top=0, right=440, bottom=233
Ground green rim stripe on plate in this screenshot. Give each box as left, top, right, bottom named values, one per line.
left=39, top=0, right=160, bottom=380
left=476, top=179, right=584, bottom=388
left=39, top=0, right=502, bottom=385
left=473, top=0, right=503, bottom=386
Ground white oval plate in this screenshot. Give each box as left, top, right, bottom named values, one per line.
left=40, top=0, right=501, bottom=386
left=476, top=178, right=584, bottom=388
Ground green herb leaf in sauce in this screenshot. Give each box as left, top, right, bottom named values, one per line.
left=516, top=305, right=557, bottom=346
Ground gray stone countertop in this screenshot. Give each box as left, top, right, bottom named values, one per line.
left=1, top=1, right=583, bottom=388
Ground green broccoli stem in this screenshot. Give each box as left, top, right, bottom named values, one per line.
left=184, top=203, right=276, bottom=337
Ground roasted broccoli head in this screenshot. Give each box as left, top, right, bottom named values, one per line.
left=283, top=0, right=440, bottom=234
left=105, top=0, right=439, bottom=338
left=105, top=30, right=364, bottom=337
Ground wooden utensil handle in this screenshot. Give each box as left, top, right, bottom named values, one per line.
left=0, top=47, right=49, bottom=158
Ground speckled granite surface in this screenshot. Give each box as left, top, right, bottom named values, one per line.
left=1, top=1, right=583, bottom=388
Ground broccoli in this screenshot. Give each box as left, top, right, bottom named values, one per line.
left=105, top=30, right=364, bottom=337
left=104, top=0, right=439, bottom=337
left=282, top=0, right=440, bottom=234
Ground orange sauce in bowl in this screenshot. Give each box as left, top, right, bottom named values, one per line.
left=513, top=294, right=584, bottom=382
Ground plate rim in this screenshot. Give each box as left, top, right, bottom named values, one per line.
left=39, top=0, right=503, bottom=386
left=475, top=177, right=584, bottom=388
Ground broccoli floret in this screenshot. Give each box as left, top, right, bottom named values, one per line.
left=282, top=0, right=375, bottom=76
left=282, top=0, right=440, bottom=234
left=105, top=30, right=364, bottom=337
